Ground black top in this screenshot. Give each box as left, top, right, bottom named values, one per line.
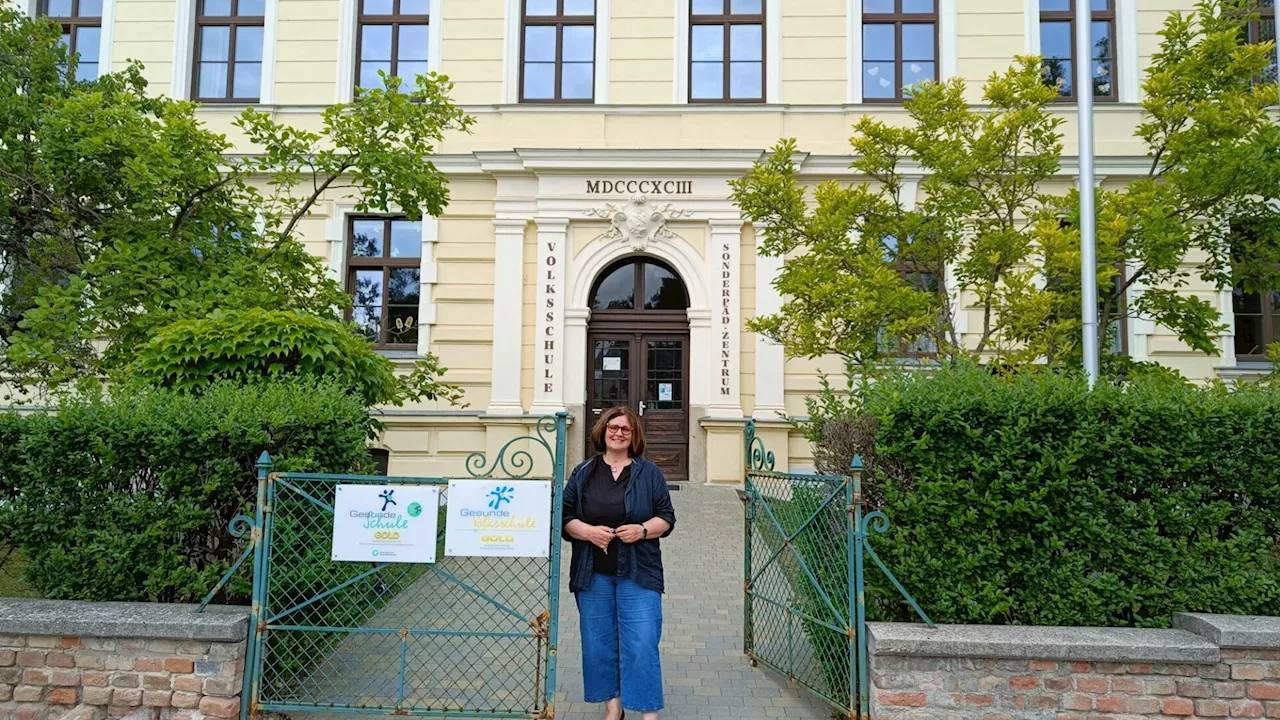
left=579, top=459, right=632, bottom=576
left=562, top=455, right=676, bottom=594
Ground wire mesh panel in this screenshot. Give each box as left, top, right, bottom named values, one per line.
left=744, top=466, right=854, bottom=715
left=740, top=421, right=935, bottom=720
left=240, top=415, right=568, bottom=720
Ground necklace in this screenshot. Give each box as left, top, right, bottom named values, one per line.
left=606, top=457, right=629, bottom=480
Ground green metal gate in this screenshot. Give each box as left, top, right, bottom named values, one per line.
left=202, top=413, right=568, bottom=720
left=742, top=421, right=932, bottom=719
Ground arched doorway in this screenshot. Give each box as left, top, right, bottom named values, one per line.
left=587, top=256, right=691, bottom=481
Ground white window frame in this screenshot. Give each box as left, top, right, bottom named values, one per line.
left=338, top=0, right=444, bottom=103
left=674, top=0, right=781, bottom=105
left=326, top=203, right=439, bottom=356
left=174, top=0, right=279, bottom=103
left=1025, top=0, right=1139, bottom=103
left=502, top=0, right=611, bottom=104
left=26, top=0, right=117, bottom=80
left=848, top=0, right=957, bottom=104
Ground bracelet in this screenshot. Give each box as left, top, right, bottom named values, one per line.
left=641, top=525, right=648, bottom=540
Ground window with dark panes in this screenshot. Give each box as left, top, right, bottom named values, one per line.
left=862, top=0, right=937, bottom=102
left=690, top=0, right=764, bottom=102
left=1233, top=287, right=1278, bottom=362
left=40, top=0, right=102, bottom=81
left=1039, top=0, right=1116, bottom=101
left=877, top=234, right=942, bottom=357
left=369, top=449, right=391, bottom=475
left=193, top=0, right=265, bottom=102
left=346, top=217, right=423, bottom=348
left=589, top=258, right=689, bottom=312
left=1106, top=265, right=1128, bottom=356
left=357, top=0, right=430, bottom=93
left=1229, top=220, right=1278, bottom=363
left=521, top=0, right=595, bottom=102
left=1247, top=0, right=1277, bottom=85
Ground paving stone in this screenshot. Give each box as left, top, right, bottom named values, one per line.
left=553, top=483, right=834, bottom=719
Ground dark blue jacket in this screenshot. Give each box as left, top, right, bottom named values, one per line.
left=561, top=455, right=676, bottom=594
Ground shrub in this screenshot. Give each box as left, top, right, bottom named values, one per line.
left=0, top=379, right=371, bottom=603
left=125, top=309, right=465, bottom=409
left=856, top=366, right=1280, bottom=627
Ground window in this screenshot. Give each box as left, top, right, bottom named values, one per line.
left=369, top=449, right=391, bottom=475
left=521, top=0, right=595, bottom=102
left=880, top=234, right=942, bottom=356
left=357, top=0, right=430, bottom=93
left=1247, top=0, right=1277, bottom=85
left=347, top=217, right=423, bottom=348
left=1230, top=220, right=1278, bottom=363
left=1106, top=264, right=1128, bottom=356
left=193, top=0, right=265, bottom=102
left=862, top=0, right=937, bottom=102
left=689, top=0, right=764, bottom=102
left=1233, top=288, right=1278, bottom=362
left=589, top=259, right=689, bottom=312
left=1039, top=0, right=1116, bottom=101
left=40, top=0, right=102, bottom=81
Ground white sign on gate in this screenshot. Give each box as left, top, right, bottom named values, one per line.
left=331, top=484, right=441, bottom=564
left=445, top=480, right=552, bottom=558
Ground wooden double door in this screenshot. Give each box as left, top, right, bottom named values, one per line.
left=587, top=331, right=690, bottom=482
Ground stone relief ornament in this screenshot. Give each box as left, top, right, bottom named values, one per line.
left=584, top=194, right=694, bottom=251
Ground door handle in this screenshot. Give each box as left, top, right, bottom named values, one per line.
left=638, top=401, right=646, bottom=417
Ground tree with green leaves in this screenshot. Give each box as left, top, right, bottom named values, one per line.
left=0, top=5, right=473, bottom=406
left=731, top=0, right=1280, bottom=373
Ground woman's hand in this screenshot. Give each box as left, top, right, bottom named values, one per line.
left=614, top=524, right=647, bottom=544
left=586, top=525, right=616, bottom=551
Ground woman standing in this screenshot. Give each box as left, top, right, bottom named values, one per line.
left=562, top=406, right=676, bottom=720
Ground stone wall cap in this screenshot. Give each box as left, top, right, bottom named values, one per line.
left=867, top=622, right=1220, bottom=664
left=0, top=599, right=249, bottom=641
left=1173, top=613, right=1280, bottom=649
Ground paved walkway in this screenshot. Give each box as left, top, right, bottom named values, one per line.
left=553, top=482, right=835, bottom=720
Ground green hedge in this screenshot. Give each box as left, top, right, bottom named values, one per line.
left=0, top=380, right=371, bottom=603
left=860, top=367, right=1280, bottom=627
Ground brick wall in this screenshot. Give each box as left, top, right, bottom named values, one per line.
left=873, top=650, right=1280, bottom=718
left=0, top=601, right=249, bottom=720
left=869, top=613, right=1280, bottom=720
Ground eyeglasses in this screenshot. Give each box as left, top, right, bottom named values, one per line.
left=606, top=424, right=632, bottom=436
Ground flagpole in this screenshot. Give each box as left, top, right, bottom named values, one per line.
left=1076, top=2, right=1100, bottom=389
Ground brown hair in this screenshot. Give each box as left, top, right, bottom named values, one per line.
left=590, top=406, right=645, bottom=456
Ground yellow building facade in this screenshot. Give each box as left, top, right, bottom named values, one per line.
left=19, top=0, right=1279, bottom=483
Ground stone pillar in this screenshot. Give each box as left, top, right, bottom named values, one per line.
left=707, top=219, right=744, bottom=418
left=486, top=218, right=528, bottom=416
left=531, top=217, right=569, bottom=415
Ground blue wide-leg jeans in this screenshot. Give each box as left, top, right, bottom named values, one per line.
left=574, top=574, right=664, bottom=713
